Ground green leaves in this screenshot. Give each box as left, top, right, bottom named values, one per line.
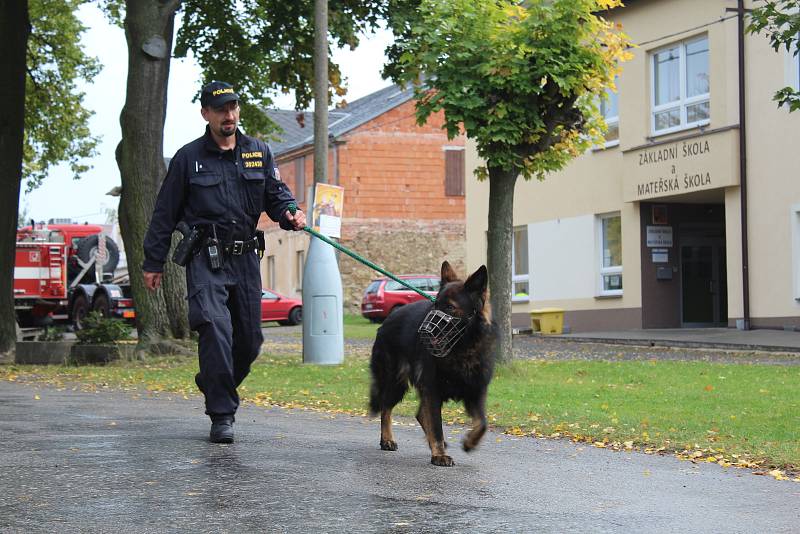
left=24, top=0, right=101, bottom=191
left=748, top=0, right=800, bottom=112
left=386, top=0, right=630, bottom=181
left=174, top=0, right=385, bottom=134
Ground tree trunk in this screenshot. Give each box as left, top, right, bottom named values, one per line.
left=162, top=232, right=190, bottom=339
left=487, top=166, right=518, bottom=363
left=118, top=0, right=188, bottom=352
left=0, top=0, right=30, bottom=354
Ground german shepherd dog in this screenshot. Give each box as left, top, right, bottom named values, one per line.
left=369, top=261, right=497, bottom=466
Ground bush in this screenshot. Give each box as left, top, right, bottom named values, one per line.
left=38, top=326, right=67, bottom=341
left=76, top=312, right=133, bottom=345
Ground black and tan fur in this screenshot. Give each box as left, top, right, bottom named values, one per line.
left=368, top=261, right=497, bottom=467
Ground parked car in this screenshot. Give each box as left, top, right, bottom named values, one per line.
left=361, top=274, right=439, bottom=322
left=261, top=289, right=302, bottom=325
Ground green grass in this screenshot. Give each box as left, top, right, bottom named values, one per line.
left=342, top=313, right=380, bottom=340
left=3, top=354, right=799, bottom=474
left=262, top=314, right=379, bottom=340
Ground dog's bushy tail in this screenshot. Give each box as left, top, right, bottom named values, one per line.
left=368, top=379, right=381, bottom=417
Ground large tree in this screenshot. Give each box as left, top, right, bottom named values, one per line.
left=0, top=0, right=100, bottom=354
left=748, top=0, right=800, bottom=112
left=0, top=0, right=30, bottom=355
left=386, top=0, right=630, bottom=361
left=106, top=0, right=383, bottom=353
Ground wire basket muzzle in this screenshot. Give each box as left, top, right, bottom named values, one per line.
left=418, top=309, right=470, bottom=358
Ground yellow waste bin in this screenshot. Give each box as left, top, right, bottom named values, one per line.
left=530, top=308, right=564, bottom=335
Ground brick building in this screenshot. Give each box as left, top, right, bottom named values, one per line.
left=258, top=84, right=466, bottom=310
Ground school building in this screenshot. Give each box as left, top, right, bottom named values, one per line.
left=465, top=0, right=800, bottom=332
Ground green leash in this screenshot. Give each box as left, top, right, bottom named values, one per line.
left=288, top=203, right=436, bottom=303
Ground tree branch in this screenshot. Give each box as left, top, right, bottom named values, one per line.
left=160, top=0, right=182, bottom=16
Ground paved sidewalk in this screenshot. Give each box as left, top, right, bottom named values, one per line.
left=1, top=380, right=798, bottom=533
left=548, top=327, right=800, bottom=353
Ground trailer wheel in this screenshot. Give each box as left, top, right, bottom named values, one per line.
left=92, top=293, right=110, bottom=318
left=71, top=294, right=89, bottom=330
left=75, top=235, right=120, bottom=281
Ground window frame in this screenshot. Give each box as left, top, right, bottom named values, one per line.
left=600, top=84, right=620, bottom=148
left=294, top=156, right=306, bottom=204
left=266, top=255, right=276, bottom=290
left=650, top=35, right=710, bottom=136
left=597, top=212, right=623, bottom=297
left=512, top=225, right=530, bottom=303
left=295, top=250, right=305, bottom=291
left=792, top=204, right=800, bottom=300
left=793, top=32, right=800, bottom=92
left=444, top=146, right=466, bottom=197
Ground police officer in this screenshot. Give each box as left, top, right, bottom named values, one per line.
left=142, top=81, right=306, bottom=443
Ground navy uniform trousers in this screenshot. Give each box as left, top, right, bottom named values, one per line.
left=186, top=248, right=263, bottom=417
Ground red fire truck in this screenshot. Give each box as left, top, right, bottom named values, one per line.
left=14, top=222, right=135, bottom=329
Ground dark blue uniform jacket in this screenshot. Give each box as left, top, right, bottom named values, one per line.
left=143, top=127, right=296, bottom=273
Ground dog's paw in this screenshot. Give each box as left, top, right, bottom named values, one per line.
left=380, top=439, right=398, bottom=451
left=431, top=454, right=455, bottom=467
left=462, top=438, right=480, bottom=452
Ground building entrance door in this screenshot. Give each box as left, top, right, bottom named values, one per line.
left=680, top=237, right=727, bottom=326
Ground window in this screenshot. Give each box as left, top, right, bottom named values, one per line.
left=600, top=83, right=619, bottom=146
left=512, top=225, right=529, bottom=302
left=444, top=148, right=465, bottom=196
left=793, top=33, right=800, bottom=91
left=792, top=32, right=800, bottom=91
left=295, top=250, right=305, bottom=290
left=294, top=157, right=305, bottom=203
left=793, top=205, right=800, bottom=300
left=598, top=213, right=622, bottom=295
left=652, top=36, right=709, bottom=134
left=266, top=255, right=275, bottom=289
left=364, top=280, right=380, bottom=295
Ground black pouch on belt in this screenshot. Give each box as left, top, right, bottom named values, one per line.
left=255, top=230, right=265, bottom=259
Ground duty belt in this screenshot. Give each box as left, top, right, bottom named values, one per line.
left=222, top=236, right=259, bottom=256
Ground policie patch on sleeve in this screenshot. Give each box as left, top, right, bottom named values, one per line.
left=273, top=167, right=281, bottom=181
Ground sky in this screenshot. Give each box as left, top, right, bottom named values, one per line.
left=21, top=3, right=394, bottom=225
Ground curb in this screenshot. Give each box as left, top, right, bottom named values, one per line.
left=515, top=333, right=800, bottom=354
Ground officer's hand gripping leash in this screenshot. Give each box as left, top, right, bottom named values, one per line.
left=287, top=203, right=464, bottom=357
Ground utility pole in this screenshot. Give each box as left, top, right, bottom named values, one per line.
left=313, top=0, right=328, bottom=186
left=726, top=0, right=751, bottom=330
left=303, top=0, right=344, bottom=364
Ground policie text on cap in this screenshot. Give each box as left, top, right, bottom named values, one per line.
left=200, top=81, right=239, bottom=109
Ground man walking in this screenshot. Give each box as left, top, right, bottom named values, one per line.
left=142, top=81, right=306, bottom=443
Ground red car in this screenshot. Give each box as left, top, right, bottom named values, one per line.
left=261, top=289, right=303, bottom=325
left=361, top=274, right=439, bottom=322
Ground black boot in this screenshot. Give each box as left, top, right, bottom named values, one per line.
left=209, top=415, right=234, bottom=444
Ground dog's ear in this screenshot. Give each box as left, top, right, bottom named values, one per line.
left=464, top=265, right=488, bottom=296
left=441, top=261, right=459, bottom=284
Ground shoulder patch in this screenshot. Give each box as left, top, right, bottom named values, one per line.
left=273, top=167, right=281, bottom=181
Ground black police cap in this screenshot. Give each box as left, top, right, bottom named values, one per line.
left=200, top=81, right=239, bottom=108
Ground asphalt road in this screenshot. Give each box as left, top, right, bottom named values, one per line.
left=1, top=380, right=797, bottom=533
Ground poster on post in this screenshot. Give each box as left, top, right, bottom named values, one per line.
left=312, top=183, right=344, bottom=238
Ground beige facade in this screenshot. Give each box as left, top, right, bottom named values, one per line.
left=466, top=0, right=800, bottom=331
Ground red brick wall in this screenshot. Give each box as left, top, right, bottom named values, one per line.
left=258, top=98, right=467, bottom=305
left=270, top=98, right=465, bottom=225
left=338, top=100, right=465, bottom=221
